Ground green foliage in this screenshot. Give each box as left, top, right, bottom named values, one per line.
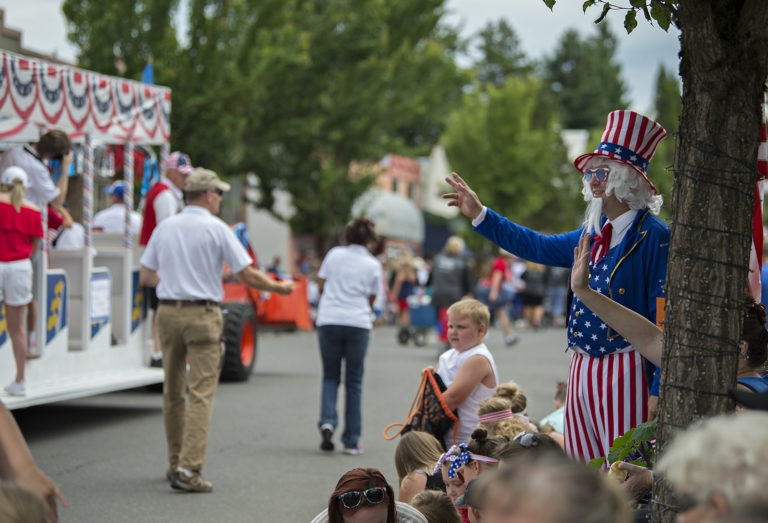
left=543, top=0, right=677, bottom=32
left=442, top=76, right=582, bottom=240
left=63, top=0, right=467, bottom=241
left=542, top=24, right=628, bottom=130
left=62, top=0, right=180, bottom=79
left=646, top=65, right=681, bottom=221
left=588, top=419, right=657, bottom=470
left=473, top=20, right=533, bottom=88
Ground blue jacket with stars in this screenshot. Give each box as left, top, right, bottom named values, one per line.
left=474, top=207, right=669, bottom=357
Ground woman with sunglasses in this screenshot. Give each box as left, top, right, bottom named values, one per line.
left=444, top=110, right=670, bottom=469
left=311, top=467, right=427, bottom=523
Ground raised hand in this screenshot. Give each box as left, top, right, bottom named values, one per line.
left=571, top=233, right=592, bottom=296
left=442, top=172, right=484, bottom=220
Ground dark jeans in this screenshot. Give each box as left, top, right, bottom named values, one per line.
left=317, top=324, right=370, bottom=448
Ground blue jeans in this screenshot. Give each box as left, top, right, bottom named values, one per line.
left=317, top=325, right=370, bottom=448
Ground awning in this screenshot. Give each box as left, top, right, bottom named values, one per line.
left=0, top=50, right=170, bottom=145
left=353, top=189, right=425, bottom=243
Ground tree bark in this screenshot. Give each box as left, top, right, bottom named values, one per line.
left=653, top=1, right=768, bottom=521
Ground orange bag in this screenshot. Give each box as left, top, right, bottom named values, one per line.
left=383, top=368, right=458, bottom=448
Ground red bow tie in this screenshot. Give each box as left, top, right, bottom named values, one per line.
left=591, top=222, right=613, bottom=264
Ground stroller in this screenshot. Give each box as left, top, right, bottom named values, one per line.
left=397, top=294, right=437, bottom=347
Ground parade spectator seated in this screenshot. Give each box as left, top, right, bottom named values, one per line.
left=434, top=428, right=505, bottom=521
left=394, top=432, right=446, bottom=503
left=494, top=381, right=536, bottom=432
left=538, top=381, right=567, bottom=434
left=735, top=299, right=768, bottom=393
left=495, top=432, right=563, bottom=467
left=435, top=299, right=499, bottom=448
left=473, top=451, right=631, bottom=523
left=454, top=478, right=482, bottom=523
left=410, top=489, right=461, bottom=523
left=475, top=397, right=527, bottom=440
left=93, top=180, right=141, bottom=234
left=656, top=412, right=768, bottom=523
left=310, top=467, right=426, bottom=523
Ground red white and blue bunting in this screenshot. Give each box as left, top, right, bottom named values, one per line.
left=0, top=50, right=170, bottom=145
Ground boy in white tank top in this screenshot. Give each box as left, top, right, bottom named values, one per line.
left=436, top=299, right=499, bottom=448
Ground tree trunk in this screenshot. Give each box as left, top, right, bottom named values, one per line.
left=653, top=1, right=768, bottom=521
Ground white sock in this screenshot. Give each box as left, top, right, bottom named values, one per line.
left=178, top=467, right=193, bottom=476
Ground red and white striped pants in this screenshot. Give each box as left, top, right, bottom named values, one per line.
left=564, top=350, right=648, bottom=465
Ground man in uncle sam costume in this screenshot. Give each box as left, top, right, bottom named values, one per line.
left=444, top=110, right=669, bottom=464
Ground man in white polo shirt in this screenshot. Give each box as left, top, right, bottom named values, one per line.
left=94, top=180, right=142, bottom=234
left=139, top=167, right=293, bottom=493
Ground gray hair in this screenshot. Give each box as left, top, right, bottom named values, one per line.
left=475, top=452, right=630, bottom=523
left=656, top=411, right=768, bottom=514
left=581, top=159, right=663, bottom=235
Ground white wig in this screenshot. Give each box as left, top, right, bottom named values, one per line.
left=656, top=411, right=768, bottom=513
left=581, top=158, right=663, bottom=235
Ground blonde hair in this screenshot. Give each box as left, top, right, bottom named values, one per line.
left=477, top=397, right=528, bottom=440
left=0, top=482, right=48, bottom=523
left=0, top=181, right=25, bottom=213
left=495, top=381, right=527, bottom=413
left=445, top=236, right=465, bottom=256
left=410, top=490, right=462, bottom=523
left=446, top=299, right=490, bottom=329
left=394, top=431, right=445, bottom=483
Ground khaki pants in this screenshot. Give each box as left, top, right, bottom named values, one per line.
left=157, top=303, right=224, bottom=472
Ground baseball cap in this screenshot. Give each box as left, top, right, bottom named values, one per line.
left=104, top=180, right=126, bottom=200
left=184, top=168, right=231, bottom=193
left=455, top=478, right=479, bottom=508
left=730, top=387, right=768, bottom=411
left=164, top=151, right=193, bottom=175
left=1, top=166, right=29, bottom=188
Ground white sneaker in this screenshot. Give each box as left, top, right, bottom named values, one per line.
left=4, top=381, right=26, bottom=396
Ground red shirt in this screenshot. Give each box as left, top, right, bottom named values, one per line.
left=139, top=181, right=169, bottom=246
left=0, top=201, right=44, bottom=262
left=490, top=256, right=511, bottom=281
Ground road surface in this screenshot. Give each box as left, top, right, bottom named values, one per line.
left=14, top=324, right=570, bottom=522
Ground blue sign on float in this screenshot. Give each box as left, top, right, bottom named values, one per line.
left=0, top=305, right=7, bottom=346
left=131, top=270, right=146, bottom=332
left=46, top=273, right=68, bottom=345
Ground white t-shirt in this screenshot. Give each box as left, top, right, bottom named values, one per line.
left=140, top=205, right=252, bottom=302
left=437, top=343, right=499, bottom=447
left=316, top=244, right=382, bottom=330
left=94, top=203, right=142, bottom=234
left=0, top=145, right=58, bottom=209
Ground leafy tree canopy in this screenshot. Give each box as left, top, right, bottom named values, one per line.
left=542, top=23, right=628, bottom=129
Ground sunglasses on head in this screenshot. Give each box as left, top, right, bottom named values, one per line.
left=512, top=431, right=539, bottom=448
left=338, top=487, right=387, bottom=509
left=584, top=168, right=610, bottom=182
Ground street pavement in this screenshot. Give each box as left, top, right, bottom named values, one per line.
left=14, top=323, right=570, bottom=522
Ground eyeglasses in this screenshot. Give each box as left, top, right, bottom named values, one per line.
left=338, top=487, right=387, bottom=509
left=210, top=189, right=223, bottom=196
left=584, top=168, right=610, bottom=182
left=512, top=431, right=539, bottom=448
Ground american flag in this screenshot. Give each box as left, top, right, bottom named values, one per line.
left=748, top=93, right=767, bottom=299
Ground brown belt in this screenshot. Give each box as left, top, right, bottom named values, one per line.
left=159, top=299, right=220, bottom=308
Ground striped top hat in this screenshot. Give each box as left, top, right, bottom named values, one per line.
left=574, top=110, right=667, bottom=194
